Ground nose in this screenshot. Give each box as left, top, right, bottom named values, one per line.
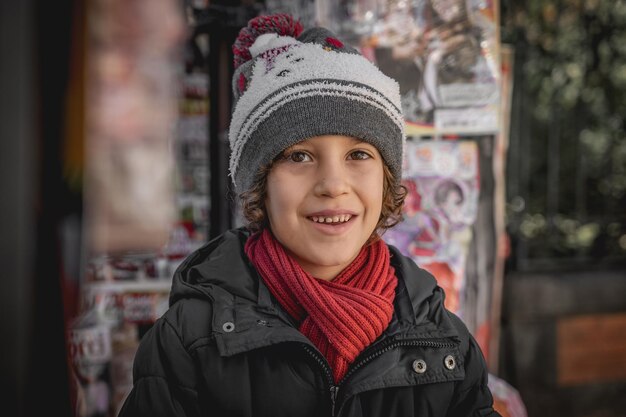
left=313, top=161, right=350, bottom=198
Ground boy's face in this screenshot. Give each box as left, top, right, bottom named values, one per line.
left=265, top=135, right=384, bottom=281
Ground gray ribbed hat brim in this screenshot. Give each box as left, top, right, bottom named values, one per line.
left=235, top=94, right=403, bottom=193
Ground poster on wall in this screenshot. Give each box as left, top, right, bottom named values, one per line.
left=383, top=139, right=479, bottom=317
left=373, top=0, right=499, bottom=134
left=318, top=0, right=500, bottom=136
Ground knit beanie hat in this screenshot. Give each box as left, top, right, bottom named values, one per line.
left=228, top=14, right=405, bottom=193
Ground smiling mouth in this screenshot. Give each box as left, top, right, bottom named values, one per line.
left=308, top=214, right=353, bottom=224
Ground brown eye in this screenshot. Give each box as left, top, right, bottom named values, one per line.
left=288, top=151, right=311, bottom=163
left=349, top=150, right=371, bottom=160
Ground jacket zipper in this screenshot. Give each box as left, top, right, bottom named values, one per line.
left=338, top=339, right=457, bottom=387
left=302, top=344, right=338, bottom=415
left=303, top=339, right=457, bottom=416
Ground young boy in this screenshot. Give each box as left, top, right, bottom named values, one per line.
left=118, top=13, right=500, bottom=417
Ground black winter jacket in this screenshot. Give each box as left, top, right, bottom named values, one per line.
left=118, top=228, right=500, bottom=417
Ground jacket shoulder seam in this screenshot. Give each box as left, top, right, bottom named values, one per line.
left=188, top=335, right=216, bottom=351
left=446, top=312, right=471, bottom=340
left=162, top=314, right=217, bottom=352
left=162, top=315, right=186, bottom=344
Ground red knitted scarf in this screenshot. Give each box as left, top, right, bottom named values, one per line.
left=244, top=229, right=397, bottom=383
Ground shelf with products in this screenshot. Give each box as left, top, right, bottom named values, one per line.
left=69, top=277, right=172, bottom=417
left=173, top=70, right=211, bottom=247
left=67, top=2, right=214, bottom=416
left=70, top=61, right=212, bottom=417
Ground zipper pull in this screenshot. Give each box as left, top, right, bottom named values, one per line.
left=330, top=385, right=339, bottom=416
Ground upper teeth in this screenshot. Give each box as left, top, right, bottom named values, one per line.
left=310, top=215, right=352, bottom=223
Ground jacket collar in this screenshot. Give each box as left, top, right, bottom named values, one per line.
left=170, top=228, right=460, bottom=357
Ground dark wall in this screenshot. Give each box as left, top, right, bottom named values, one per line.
left=1, top=0, right=76, bottom=416
left=499, top=270, right=626, bottom=417
left=0, top=1, right=37, bottom=416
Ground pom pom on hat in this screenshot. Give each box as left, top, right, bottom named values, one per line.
left=232, top=13, right=304, bottom=69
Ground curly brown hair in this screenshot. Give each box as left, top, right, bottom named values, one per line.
left=239, top=160, right=407, bottom=242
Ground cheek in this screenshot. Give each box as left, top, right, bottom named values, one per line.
left=265, top=174, right=300, bottom=223
left=265, top=186, right=284, bottom=224
left=375, top=187, right=385, bottom=220
left=264, top=176, right=279, bottom=221
left=362, top=167, right=385, bottom=219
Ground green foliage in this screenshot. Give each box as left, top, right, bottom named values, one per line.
left=502, top=0, right=626, bottom=264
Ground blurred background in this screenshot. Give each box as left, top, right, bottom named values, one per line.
left=1, top=1, right=625, bottom=416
